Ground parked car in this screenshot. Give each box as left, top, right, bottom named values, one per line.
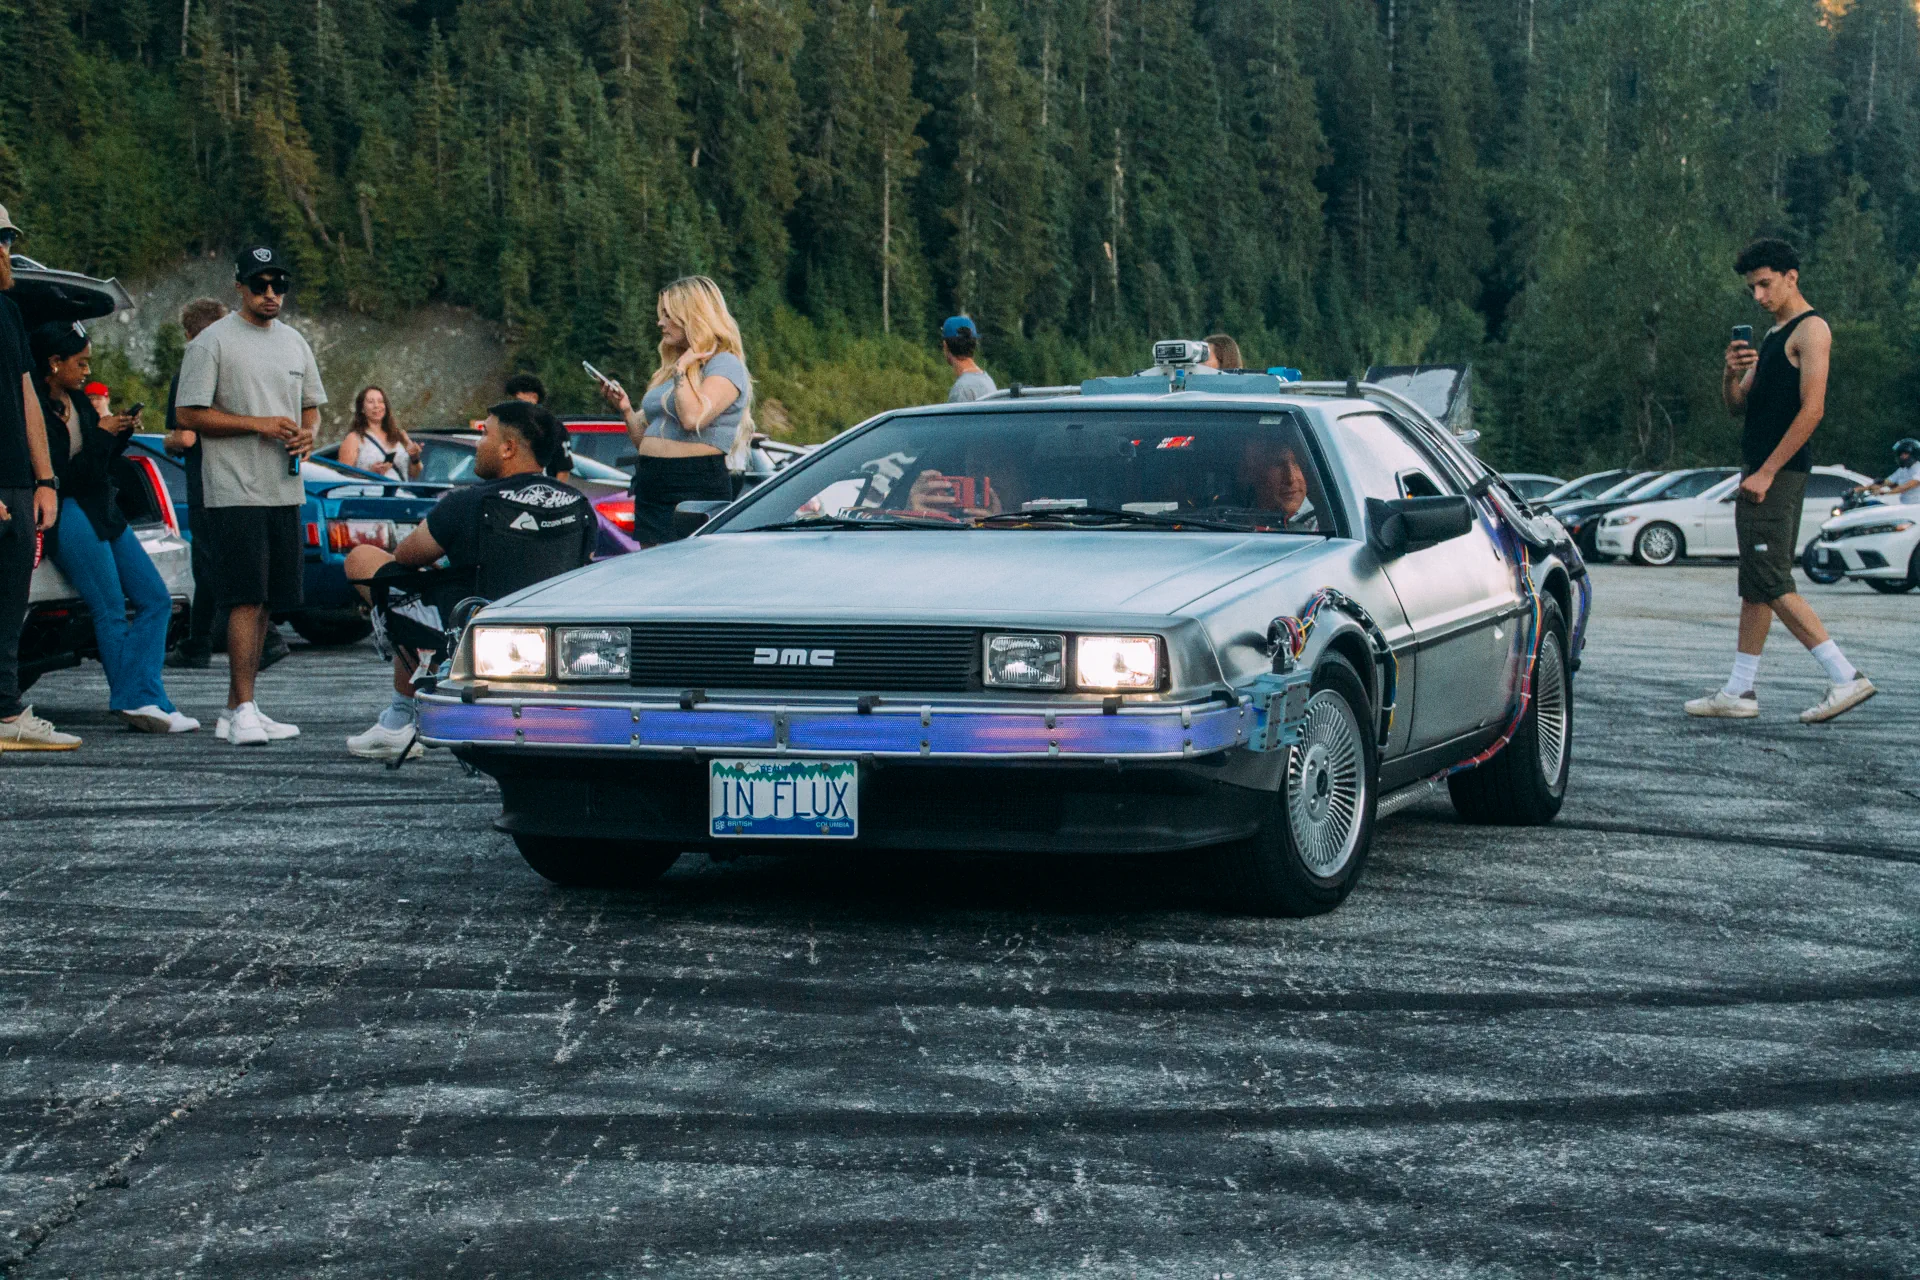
left=1547, top=470, right=1664, bottom=555
left=1552, top=468, right=1738, bottom=559
left=1807, top=498, right=1920, bottom=593
left=1593, top=466, right=1873, bottom=565
left=418, top=358, right=1590, bottom=918
left=128, top=436, right=445, bottom=646
left=1502, top=473, right=1566, bottom=502
left=1539, top=469, right=1638, bottom=509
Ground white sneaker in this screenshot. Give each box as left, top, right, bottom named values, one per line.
left=228, top=703, right=271, bottom=746
left=0, top=707, right=81, bottom=751
left=117, top=706, right=175, bottom=734
left=215, top=709, right=299, bottom=741
left=347, top=719, right=424, bottom=761
left=1800, top=676, right=1876, bottom=724
left=167, top=710, right=201, bottom=734
left=1684, top=689, right=1760, bottom=719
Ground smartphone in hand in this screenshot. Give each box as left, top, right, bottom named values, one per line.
left=1731, top=325, right=1753, bottom=349
left=582, top=360, right=612, bottom=387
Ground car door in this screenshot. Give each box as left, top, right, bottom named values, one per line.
left=1689, top=481, right=1741, bottom=555
left=1330, top=412, right=1521, bottom=751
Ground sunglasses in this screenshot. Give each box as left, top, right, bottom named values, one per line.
left=0, top=229, right=18, bottom=248
left=244, top=274, right=291, bottom=296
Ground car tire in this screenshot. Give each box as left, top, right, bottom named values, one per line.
left=512, top=834, right=682, bottom=888
left=1219, top=654, right=1378, bottom=917
left=288, top=609, right=374, bottom=647
left=1631, top=522, right=1683, bottom=566
left=1800, top=541, right=1845, bottom=585
left=1448, top=598, right=1571, bottom=826
left=1864, top=577, right=1914, bottom=594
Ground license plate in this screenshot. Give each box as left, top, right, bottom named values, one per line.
left=709, top=759, right=858, bottom=839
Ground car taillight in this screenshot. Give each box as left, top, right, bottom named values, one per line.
left=305, top=521, right=322, bottom=548
left=597, top=498, right=635, bottom=533
left=327, top=519, right=398, bottom=552
left=128, top=454, right=179, bottom=535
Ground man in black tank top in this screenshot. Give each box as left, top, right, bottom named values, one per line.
left=1685, top=238, right=1876, bottom=724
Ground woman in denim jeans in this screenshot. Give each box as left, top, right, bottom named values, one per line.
left=30, top=321, right=197, bottom=733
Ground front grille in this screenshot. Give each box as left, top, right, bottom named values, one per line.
left=628, top=623, right=979, bottom=692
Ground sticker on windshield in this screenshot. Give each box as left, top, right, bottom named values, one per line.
left=1157, top=436, right=1195, bottom=449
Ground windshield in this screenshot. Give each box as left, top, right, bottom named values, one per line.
left=565, top=429, right=634, bottom=471
left=714, top=409, right=1338, bottom=534
left=1623, top=472, right=1680, bottom=500
left=1595, top=471, right=1661, bottom=501
left=1541, top=471, right=1618, bottom=503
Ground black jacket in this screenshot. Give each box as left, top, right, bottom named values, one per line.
left=42, top=387, right=131, bottom=544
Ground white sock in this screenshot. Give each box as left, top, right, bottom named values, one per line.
left=1809, top=640, right=1856, bottom=685
left=1724, top=652, right=1760, bottom=697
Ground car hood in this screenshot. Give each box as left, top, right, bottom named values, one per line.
left=1822, top=501, right=1915, bottom=533
left=500, top=529, right=1323, bottom=622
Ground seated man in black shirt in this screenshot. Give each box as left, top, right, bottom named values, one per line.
left=344, top=399, right=593, bottom=760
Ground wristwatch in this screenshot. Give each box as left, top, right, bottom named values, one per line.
left=34, top=477, right=57, bottom=491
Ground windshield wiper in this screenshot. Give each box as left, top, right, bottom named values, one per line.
left=973, top=505, right=1254, bottom=532
left=744, top=511, right=969, bottom=532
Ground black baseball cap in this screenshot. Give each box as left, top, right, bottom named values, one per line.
left=235, top=246, right=289, bottom=279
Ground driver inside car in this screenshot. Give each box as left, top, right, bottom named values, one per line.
left=1183, top=435, right=1313, bottom=527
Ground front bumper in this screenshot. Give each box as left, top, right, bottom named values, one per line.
left=417, top=689, right=1255, bottom=760
left=1593, top=526, right=1631, bottom=556
left=1809, top=537, right=1909, bottom=579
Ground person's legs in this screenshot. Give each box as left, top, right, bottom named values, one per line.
left=0, top=486, right=37, bottom=722
left=178, top=509, right=216, bottom=661
left=48, top=500, right=148, bottom=713
left=227, top=603, right=265, bottom=709
left=105, top=524, right=179, bottom=713
left=345, top=546, right=429, bottom=760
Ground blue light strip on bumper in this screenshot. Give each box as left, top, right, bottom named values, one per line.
left=417, top=693, right=1251, bottom=760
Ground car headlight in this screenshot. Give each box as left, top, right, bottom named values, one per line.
left=1076, top=635, right=1161, bottom=690
left=557, top=626, right=630, bottom=679
left=984, top=633, right=1064, bottom=689
left=1601, top=514, right=1639, bottom=528
left=1845, top=521, right=1913, bottom=539
left=472, top=626, right=549, bottom=679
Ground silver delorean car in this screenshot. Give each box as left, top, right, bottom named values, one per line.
left=419, top=342, right=1591, bottom=916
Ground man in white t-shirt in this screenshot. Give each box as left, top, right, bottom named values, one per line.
left=941, top=316, right=997, bottom=403
left=174, top=246, right=326, bottom=746
left=1866, top=437, right=1919, bottom=505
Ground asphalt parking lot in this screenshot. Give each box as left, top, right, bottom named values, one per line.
left=2, top=563, right=1915, bottom=1278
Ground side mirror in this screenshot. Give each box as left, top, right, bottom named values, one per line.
left=1367, top=495, right=1474, bottom=559
left=672, top=499, right=731, bottom=537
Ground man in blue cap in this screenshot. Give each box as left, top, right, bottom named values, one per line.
left=940, top=316, right=997, bottom=403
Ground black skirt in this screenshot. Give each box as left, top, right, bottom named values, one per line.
left=631, top=453, right=731, bottom=544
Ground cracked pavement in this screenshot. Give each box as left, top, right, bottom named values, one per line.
left=1, top=564, right=1915, bottom=1277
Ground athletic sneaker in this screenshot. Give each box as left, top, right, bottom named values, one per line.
left=347, top=719, right=424, bottom=761
left=227, top=703, right=272, bottom=746
left=166, top=710, right=201, bottom=734
left=0, top=707, right=81, bottom=751
left=117, top=706, right=175, bottom=734
left=216, top=707, right=300, bottom=742
left=1800, top=676, right=1877, bottom=724
left=1684, top=689, right=1760, bottom=719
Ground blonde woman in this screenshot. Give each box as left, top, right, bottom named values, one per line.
left=339, top=385, right=420, bottom=480
left=598, top=276, right=752, bottom=543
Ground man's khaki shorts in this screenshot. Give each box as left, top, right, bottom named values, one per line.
left=1735, top=469, right=1806, bottom=604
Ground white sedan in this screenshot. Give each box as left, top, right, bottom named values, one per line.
left=1593, top=466, right=1872, bottom=565
left=1808, top=500, right=1920, bottom=593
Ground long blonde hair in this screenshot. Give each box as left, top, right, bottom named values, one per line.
left=648, top=275, right=754, bottom=466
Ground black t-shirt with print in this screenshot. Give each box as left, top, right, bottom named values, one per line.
left=0, top=294, right=36, bottom=488
left=425, top=472, right=593, bottom=569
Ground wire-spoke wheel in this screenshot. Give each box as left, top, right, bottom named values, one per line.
left=1286, top=690, right=1366, bottom=879
left=1220, top=654, right=1378, bottom=917
left=1449, top=597, right=1572, bottom=825
left=1632, top=522, right=1682, bottom=566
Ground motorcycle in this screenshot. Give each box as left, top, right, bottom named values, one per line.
left=1801, top=487, right=1886, bottom=584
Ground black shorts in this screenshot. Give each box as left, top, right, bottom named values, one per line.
left=1734, top=469, right=1807, bottom=604
left=200, top=504, right=304, bottom=610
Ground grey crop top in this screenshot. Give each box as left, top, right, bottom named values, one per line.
left=639, top=352, right=751, bottom=452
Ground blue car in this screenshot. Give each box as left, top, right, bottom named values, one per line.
left=130, top=435, right=450, bottom=646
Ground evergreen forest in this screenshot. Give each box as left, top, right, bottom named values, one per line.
left=3, top=0, right=1919, bottom=474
